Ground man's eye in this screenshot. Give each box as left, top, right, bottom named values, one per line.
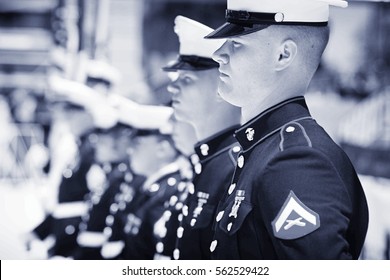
left=232, top=41, right=242, bottom=48
left=183, top=76, right=192, bottom=84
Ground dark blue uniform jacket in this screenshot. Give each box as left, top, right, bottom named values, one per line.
left=211, top=97, right=369, bottom=260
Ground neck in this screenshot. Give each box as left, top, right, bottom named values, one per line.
left=192, top=109, right=240, bottom=141
left=242, top=87, right=304, bottom=123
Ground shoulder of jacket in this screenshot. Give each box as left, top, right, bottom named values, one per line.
left=279, top=121, right=312, bottom=151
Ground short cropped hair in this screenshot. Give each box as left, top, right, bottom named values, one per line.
left=272, top=25, right=330, bottom=78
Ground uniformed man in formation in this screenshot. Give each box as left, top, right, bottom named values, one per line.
left=73, top=123, right=135, bottom=259
left=152, top=116, right=197, bottom=260
left=25, top=57, right=120, bottom=259
left=162, top=16, right=241, bottom=260
left=202, top=0, right=368, bottom=259
left=25, top=0, right=370, bottom=260
left=30, top=100, right=96, bottom=258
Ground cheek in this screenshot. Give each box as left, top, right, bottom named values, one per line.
left=180, top=88, right=198, bottom=108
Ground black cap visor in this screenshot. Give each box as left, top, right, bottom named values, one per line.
left=163, top=55, right=219, bottom=72
left=205, top=21, right=270, bottom=39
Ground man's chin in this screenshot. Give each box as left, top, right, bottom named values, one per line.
left=173, top=110, right=189, bottom=123
left=218, top=85, right=238, bottom=105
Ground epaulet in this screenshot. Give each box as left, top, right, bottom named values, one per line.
left=228, top=143, right=242, bottom=165
left=279, top=121, right=312, bottom=151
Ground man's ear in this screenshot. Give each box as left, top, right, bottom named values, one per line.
left=275, top=39, right=297, bottom=71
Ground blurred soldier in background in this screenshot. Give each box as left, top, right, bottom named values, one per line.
left=339, top=89, right=390, bottom=260
left=73, top=123, right=134, bottom=259
left=153, top=116, right=197, bottom=260
left=205, top=0, right=368, bottom=259
left=99, top=99, right=183, bottom=260
left=27, top=100, right=96, bottom=258
left=163, top=16, right=241, bottom=260
left=24, top=56, right=120, bottom=259
left=121, top=115, right=184, bottom=260
left=99, top=168, right=146, bottom=260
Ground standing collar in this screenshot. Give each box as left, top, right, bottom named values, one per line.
left=235, top=96, right=312, bottom=152
left=194, top=125, right=240, bottom=163
left=142, top=159, right=181, bottom=191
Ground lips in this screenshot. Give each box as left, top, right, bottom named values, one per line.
left=171, top=98, right=180, bottom=107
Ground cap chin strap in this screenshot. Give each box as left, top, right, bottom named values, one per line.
left=226, top=9, right=328, bottom=26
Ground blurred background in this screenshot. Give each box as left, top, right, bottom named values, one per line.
left=0, top=0, right=389, bottom=259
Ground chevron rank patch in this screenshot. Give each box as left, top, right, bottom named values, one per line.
left=271, top=191, right=320, bottom=240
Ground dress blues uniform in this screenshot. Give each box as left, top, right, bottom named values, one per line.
left=100, top=173, right=145, bottom=259
left=204, top=0, right=368, bottom=259
left=209, top=97, right=368, bottom=259
left=174, top=126, right=241, bottom=260
left=162, top=16, right=241, bottom=260
left=74, top=161, right=133, bottom=259
left=153, top=156, right=193, bottom=260
left=33, top=131, right=95, bottom=257
left=123, top=161, right=183, bottom=259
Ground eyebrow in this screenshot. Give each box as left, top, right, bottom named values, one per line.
left=178, top=72, right=198, bottom=80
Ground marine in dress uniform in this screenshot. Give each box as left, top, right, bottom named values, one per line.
left=32, top=61, right=120, bottom=258
left=153, top=119, right=196, bottom=260
left=122, top=126, right=185, bottom=260
left=163, top=16, right=242, bottom=260
left=173, top=127, right=241, bottom=260
left=33, top=103, right=96, bottom=258
left=74, top=123, right=134, bottom=259
left=100, top=172, right=145, bottom=260
left=99, top=101, right=176, bottom=260
left=205, top=0, right=369, bottom=259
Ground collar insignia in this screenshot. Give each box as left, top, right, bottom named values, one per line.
left=245, top=128, right=255, bottom=141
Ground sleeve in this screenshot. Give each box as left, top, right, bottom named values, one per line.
left=257, top=146, right=354, bottom=259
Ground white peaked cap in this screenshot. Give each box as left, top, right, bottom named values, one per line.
left=206, top=0, right=348, bottom=38
left=228, top=0, right=347, bottom=22
left=163, top=16, right=224, bottom=71
left=48, top=75, right=119, bottom=129
left=174, top=15, right=224, bottom=58
left=87, top=59, right=122, bottom=85
left=108, top=94, right=173, bottom=132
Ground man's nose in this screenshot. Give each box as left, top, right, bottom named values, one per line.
left=212, top=42, right=229, bottom=65
left=167, top=82, right=180, bottom=95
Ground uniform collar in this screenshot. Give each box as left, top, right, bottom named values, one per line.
left=142, top=159, right=181, bottom=191
left=194, top=125, right=240, bottom=163
left=235, top=96, right=311, bottom=152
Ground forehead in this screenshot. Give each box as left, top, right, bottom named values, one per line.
left=177, top=69, right=199, bottom=78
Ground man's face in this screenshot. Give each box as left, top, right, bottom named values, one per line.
left=167, top=68, right=219, bottom=124
left=212, top=29, right=277, bottom=108
left=95, top=132, right=132, bottom=163
left=128, top=135, right=160, bottom=175
left=95, top=134, right=116, bottom=163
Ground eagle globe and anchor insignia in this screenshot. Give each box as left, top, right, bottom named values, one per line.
left=272, top=191, right=320, bottom=240
left=245, top=128, right=255, bottom=141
